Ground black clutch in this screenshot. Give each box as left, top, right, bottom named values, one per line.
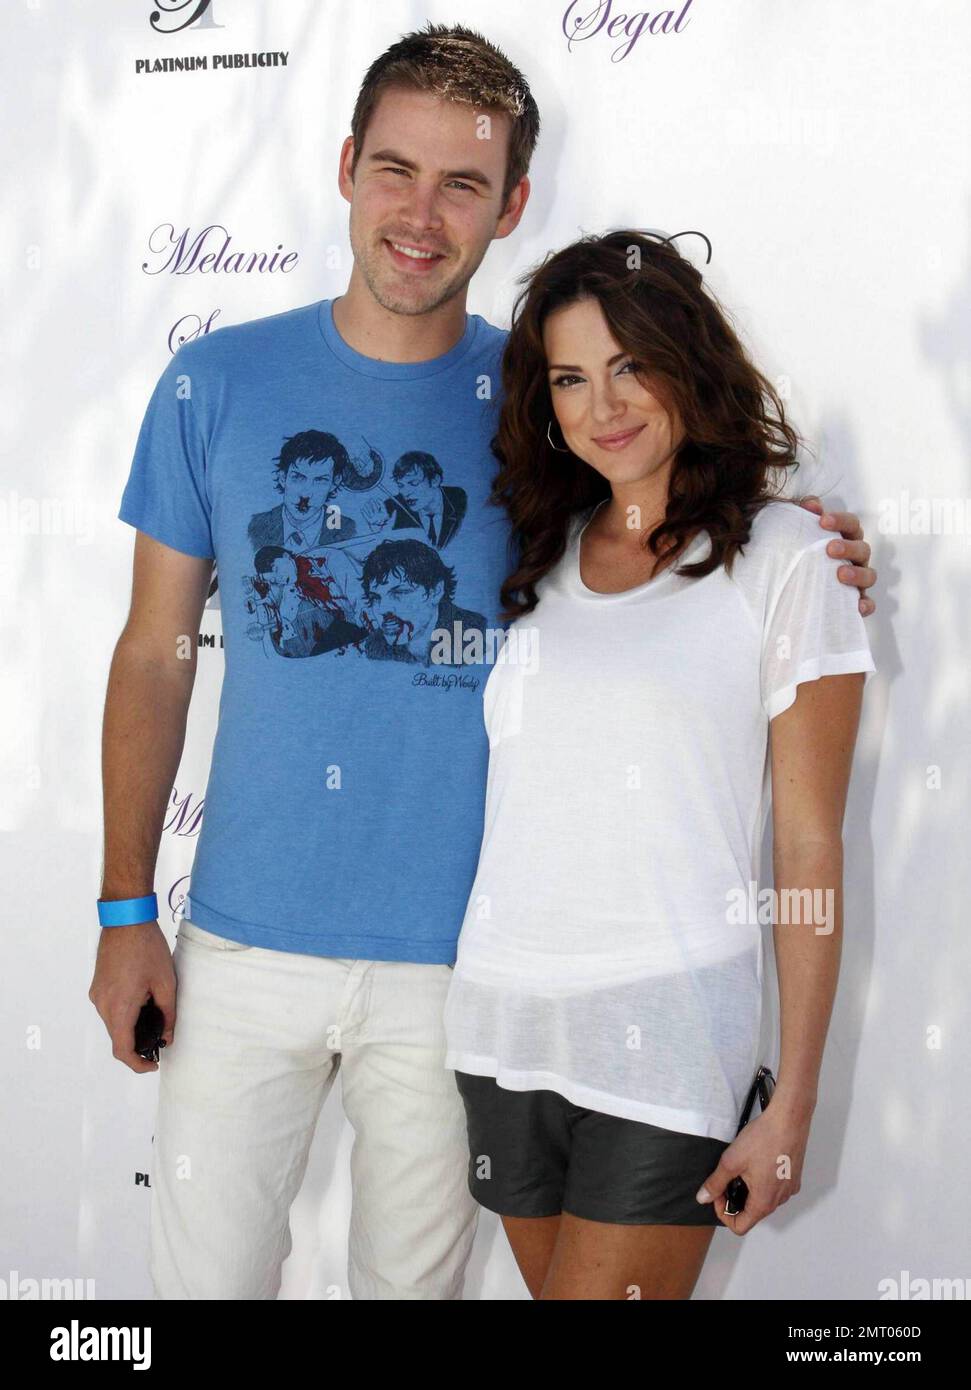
left=723, top=1064, right=775, bottom=1216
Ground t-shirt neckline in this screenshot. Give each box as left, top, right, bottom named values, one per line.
left=569, top=499, right=711, bottom=601
left=316, top=297, right=480, bottom=380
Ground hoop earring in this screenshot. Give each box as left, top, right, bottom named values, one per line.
left=547, top=418, right=569, bottom=452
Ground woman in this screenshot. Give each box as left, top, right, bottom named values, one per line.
left=442, top=229, right=875, bottom=1300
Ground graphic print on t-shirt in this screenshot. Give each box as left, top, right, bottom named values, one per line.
left=241, top=427, right=485, bottom=664
left=117, top=299, right=512, bottom=961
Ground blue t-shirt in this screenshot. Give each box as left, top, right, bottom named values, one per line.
left=118, top=298, right=515, bottom=962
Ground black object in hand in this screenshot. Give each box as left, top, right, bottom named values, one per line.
left=135, top=999, right=166, bottom=1062
left=723, top=1174, right=749, bottom=1216
left=723, top=1065, right=775, bottom=1216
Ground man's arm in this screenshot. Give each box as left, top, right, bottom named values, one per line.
left=89, top=532, right=213, bottom=1073
left=797, top=495, right=877, bottom=616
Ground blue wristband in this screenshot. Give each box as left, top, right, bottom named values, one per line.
left=98, top=893, right=159, bottom=927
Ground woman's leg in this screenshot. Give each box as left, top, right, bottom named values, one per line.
left=489, top=1099, right=724, bottom=1298
left=453, top=1075, right=573, bottom=1297
left=540, top=1215, right=717, bottom=1300
left=500, top=1214, right=561, bottom=1299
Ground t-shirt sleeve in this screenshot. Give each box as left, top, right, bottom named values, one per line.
left=761, top=536, right=875, bottom=720
left=117, top=347, right=215, bottom=559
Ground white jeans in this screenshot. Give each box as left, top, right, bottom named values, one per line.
left=149, top=918, right=479, bottom=1299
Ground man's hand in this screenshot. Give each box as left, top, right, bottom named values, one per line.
left=88, top=922, right=177, bottom=1073
left=797, top=495, right=877, bottom=616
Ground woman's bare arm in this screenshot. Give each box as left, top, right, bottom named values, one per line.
left=769, top=670, right=865, bottom=1120
left=697, top=670, right=866, bottom=1234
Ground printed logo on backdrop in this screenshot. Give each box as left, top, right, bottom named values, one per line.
left=659, top=228, right=711, bottom=264
left=144, top=223, right=299, bottom=287
left=168, top=875, right=191, bottom=925
left=141, top=1, right=287, bottom=70
left=166, top=788, right=204, bottom=838
left=562, top=0, right=696, bottom=62
left=150, top=0, right=220, bottom=34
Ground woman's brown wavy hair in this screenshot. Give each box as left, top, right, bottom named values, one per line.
left=492, top=229, right=804, bottom=620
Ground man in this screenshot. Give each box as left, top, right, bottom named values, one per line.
left=245, top=546, right=366, bottom=658
left=375, top=450, right=468, bottom=548
left=359, top=537, right=486, bottom=664
left=90, top=23, right=877, bottom=1300
left=246, top=429, right=375, bottom=552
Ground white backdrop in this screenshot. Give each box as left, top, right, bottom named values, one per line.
left=2, top=0, right=969, bottom=1301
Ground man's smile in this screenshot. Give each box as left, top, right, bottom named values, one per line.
left=384, top=238, right=447, bottom=273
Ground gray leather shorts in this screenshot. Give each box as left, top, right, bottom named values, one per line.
left=453, top=1070, right=730, bottom=1226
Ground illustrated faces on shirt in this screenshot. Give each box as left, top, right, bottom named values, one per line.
left=362, top=551, right=447, bottom=655
left=281, top=455, right=341, bottom=540
left=252, top=549, right=325, bottom=636
left=262, top=549, right=300, bottom=604
left=395, top=461, right=440, bottom=520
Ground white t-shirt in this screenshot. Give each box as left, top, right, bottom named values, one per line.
left=443, top=498, right=875, bottom=1142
